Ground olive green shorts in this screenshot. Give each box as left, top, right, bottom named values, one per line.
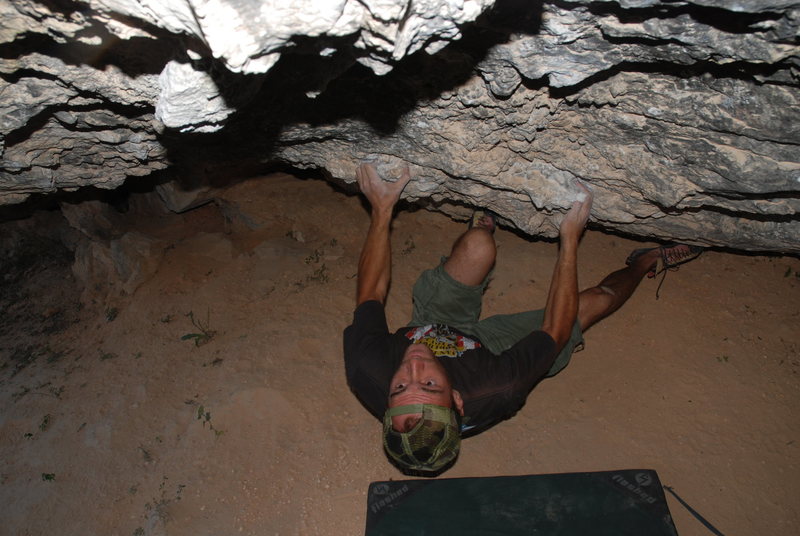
left=410, top=259, right=584, bottom=377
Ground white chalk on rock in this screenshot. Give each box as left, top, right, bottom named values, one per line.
left=361, top=156, right=405, bottom=182
left=569, top=179, right=592, bottom=204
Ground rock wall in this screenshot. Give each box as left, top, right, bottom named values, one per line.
left=1, top=0, right=798, bottom=253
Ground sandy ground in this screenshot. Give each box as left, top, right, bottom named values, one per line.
left=1, top=173, right=798, bottom=536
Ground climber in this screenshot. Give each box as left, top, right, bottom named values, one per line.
left=343, top=162, right=702, bottom=475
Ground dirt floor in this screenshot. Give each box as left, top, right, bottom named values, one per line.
left=1, top=173, right=798, bottom=536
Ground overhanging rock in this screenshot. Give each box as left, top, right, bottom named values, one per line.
left=0, top=0, right=798, bottom=254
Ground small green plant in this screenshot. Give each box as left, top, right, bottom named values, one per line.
left=716, top=355, right=730, bottom=363
left=181, top=311, right=216, bottom=347
left=308, top=264, right=329, bottom=283
left=145, top=475, right=185, bottom=525
left=39, top=414, right=51, bottom=432
left=139, top=446, right=153, bottom=462
left=160, top=314, right=173, bottom=323
left=294, top=263, right=329, bottom=291
left=197, top=405, right=211, bottom=426
left=105, top=307, right=119, bottom=322
left=99, top=351, right=116, bottom=360
left=41, top=473, right=55, bottom=481
left=304, top=249, right=323, bottom=264
left=195, top=404, right=224, bottom=437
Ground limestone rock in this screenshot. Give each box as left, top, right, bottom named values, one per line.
left=60, top=198, right=124, bottom=241
left=72, top=230, right=166, bottom=300
left=0, top=0, right=798, bottom=254
left=154, top=178, right=218, bottom=214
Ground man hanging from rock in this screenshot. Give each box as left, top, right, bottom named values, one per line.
left=343, top=162, right=702, bottom=475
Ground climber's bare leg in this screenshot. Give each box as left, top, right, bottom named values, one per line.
left=577, top=248, right=661, bottom=331
left=443, top=219, right=497, bottom=287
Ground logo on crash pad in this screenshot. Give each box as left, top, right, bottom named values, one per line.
left=372, top=483, right=390, bottom=495
left=611, top=473, right=657, bottom=504
left=369, top=484, right=411, bottom=513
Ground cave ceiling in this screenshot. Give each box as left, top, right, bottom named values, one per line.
left=1, top=0, right=799, bottom=254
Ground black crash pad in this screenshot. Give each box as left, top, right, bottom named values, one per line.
left=365, top=469, right=678, bottom=536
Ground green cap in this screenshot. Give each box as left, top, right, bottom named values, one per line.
left=383, top=404, right=461, bottom=473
